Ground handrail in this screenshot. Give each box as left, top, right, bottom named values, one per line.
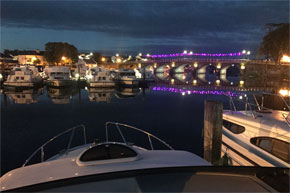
left=23, top=125, right=86, bottom=167
left=105, top=122, right=174, bottom=150
left=228, top=93, right=290, bottom=125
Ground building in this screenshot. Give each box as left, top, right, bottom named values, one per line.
left=17, top=50, right=46, bottom=66
left=78, top=59, right=98, bottom=68
left=0, top=53, right=18, bottom=75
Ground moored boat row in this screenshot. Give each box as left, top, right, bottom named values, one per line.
left=1, top=65, right=155, bottom=89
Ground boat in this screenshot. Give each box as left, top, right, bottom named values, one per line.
left=222, top=93, right=290, bottom=167
left=86, top=67, right=115, bottom=87
left=72, top=62, right=88, bottom=80
left=44, top=66, right=73, bottom=87
left=0, top=122, right=288, bottom=192
left=115, top=69, right=139, bottom=86
left=3, top=66, right=42, bottom=88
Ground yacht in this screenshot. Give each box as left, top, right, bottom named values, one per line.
left=115, top=69, right=139, bottom=86
left=44, top=66, right=73, bottom=87
left=222, top=93, right=290, bottom=167
left=0, top=123, right=288, bottom=192
left=3, top=66, right=42, bottom=88
left=72, top=62, right=88, bottom=80
left=86, top=67, right=115, bottom=87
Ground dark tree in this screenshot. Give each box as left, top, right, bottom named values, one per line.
left=44, top=42, right=78, bottom=65
left=259, top=23, right=290, bottom=64
left=92, top=52, right=103, bottom=63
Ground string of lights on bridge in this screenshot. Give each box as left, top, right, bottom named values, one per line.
left=140, top=50, right=251, bottom=58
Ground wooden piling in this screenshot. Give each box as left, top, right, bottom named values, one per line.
left=203, top=100, right=223, bottom=165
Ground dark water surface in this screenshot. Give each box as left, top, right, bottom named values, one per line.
left=0, top=81, right=287, bottom=175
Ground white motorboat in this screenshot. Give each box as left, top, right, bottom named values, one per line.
left=222, top=93, right=290, bottom=167
left=86, top=67, right=115, bottom=87
left=0, top=122, right=288, bottom=192
left=115, top=69, right=139, bottom=86
left=72, top=62, right=88, bottom=80
left=44, top=66, right=73, bottom=87
left=3, top=66, right=42, bottom=88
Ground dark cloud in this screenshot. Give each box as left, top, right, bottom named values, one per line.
left=1, top=0, right=289, bottom=53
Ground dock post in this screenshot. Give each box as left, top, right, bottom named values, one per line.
left=203, top=100, right=223, bottom=165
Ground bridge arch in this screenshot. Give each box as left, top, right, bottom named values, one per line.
left=156, top=64, right=170, bottom=73
left=174, top=64, right=190, bottom=73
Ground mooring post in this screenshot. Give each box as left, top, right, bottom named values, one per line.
left=203, top=100, right=223, bottom=165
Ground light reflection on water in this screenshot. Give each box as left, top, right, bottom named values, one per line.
left=0, top=77, right=289, bottom=175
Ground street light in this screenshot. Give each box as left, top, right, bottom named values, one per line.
left=139, top=53, right=142, bottom=57
left=146, top=54, right=150, bottom=57
left=116, top=53, right=119, bottom=57
left=183, top=50, right=187, bottom=54
left=61, top=56, right=66, bottom=61
left=101, top=57, right=106, bottom=62
left=247, top=51, right=251, bottom=55
left=242, top=50, right=246, bottom=54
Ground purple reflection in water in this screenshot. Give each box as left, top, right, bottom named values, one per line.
left=152, top=86, right=240, bottom=97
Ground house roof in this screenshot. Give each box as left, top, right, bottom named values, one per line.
left=17, top=50, right=44, bottom=56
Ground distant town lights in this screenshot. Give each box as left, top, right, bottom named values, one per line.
left=101, top=57, right=106, bottom=62
left=242, top=50, right=246, bottom=54
left=279, top=89, right=290, bottom=97
left=247, top=51, right=251, bottom=55
left=146, top=54, right=150, bottom=57
left=139, top=53, right=142, bottom=56
left=281, top=55, right=290, bottom=63
left=61, top=56, right=66, bottom=61
left=116, top=53, right=119, bottom=57
left=189, top=51, right=193, bottom=55
left=183, top=50, right=187, bottom=54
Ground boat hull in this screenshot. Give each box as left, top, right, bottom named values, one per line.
left=88, top=81, right=115, bottom=88
left=46, top=80, right=73, bottom=87
left=3, top=81, right=42, bottom=88
left=117, top=79, right=139, bottom=86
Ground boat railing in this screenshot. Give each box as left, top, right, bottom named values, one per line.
left=228, top=93, right=290, bottom=126
left=105, top=122, right=174, bottom=150
left=22, top=125, right=86, bottom=167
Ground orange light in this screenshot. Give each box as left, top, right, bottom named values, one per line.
left=281, top=55, right=290, bottom=63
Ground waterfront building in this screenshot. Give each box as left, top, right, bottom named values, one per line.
left=17, top=50, right=46, bottom=66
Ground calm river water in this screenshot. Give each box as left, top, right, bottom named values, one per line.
left=1, top=77, right=289, bottom=175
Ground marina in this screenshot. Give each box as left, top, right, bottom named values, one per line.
left=1, top=1, right=290, bottom=191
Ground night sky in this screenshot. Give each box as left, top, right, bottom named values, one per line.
left=1, top=0, right=289, bottom=55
